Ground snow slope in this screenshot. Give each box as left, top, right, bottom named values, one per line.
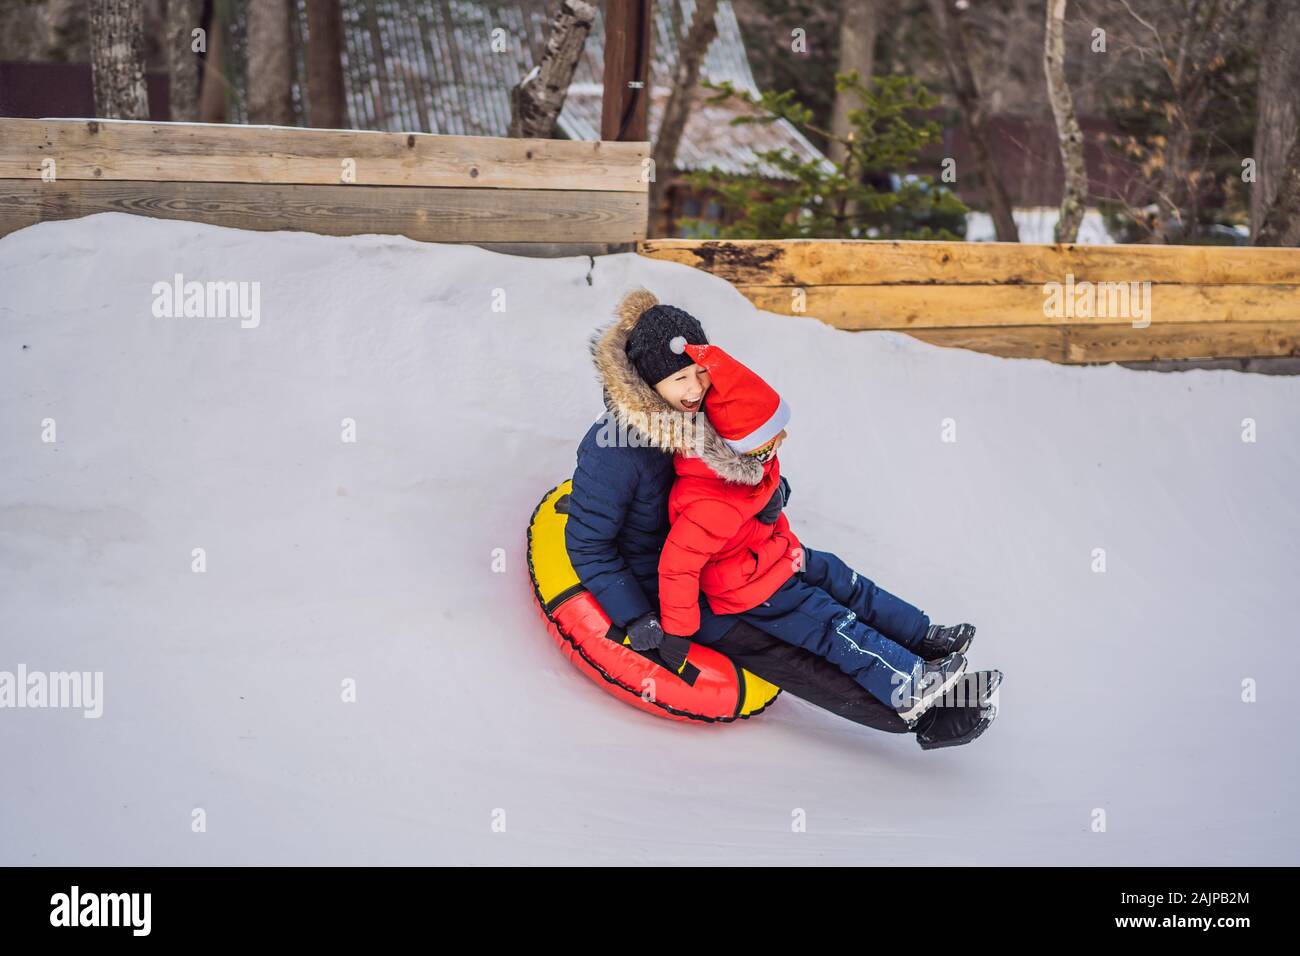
left=2, top=213, right=1297, bottom=865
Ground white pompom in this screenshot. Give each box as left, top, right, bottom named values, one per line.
left=669, top=335, right=687, bottom=354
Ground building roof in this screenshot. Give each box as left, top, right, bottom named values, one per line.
left=320, top=0, right=827, bottom=179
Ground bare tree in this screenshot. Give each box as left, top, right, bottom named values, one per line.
left=926, top=0, right=1019, bottom=241
left=1256, top=132, right=1300, bottom=245
left=650, top=0, right=719, bottom=236
left=165, top=0, right=203, bottom=121
left=828, top=0, right=878, bottom=168
left=1252, top=0, right=1300, bottom=241
left=305, top=0, right=346, bottom=128
left=509, top=0, right=598, bottom=138
left=1103, top=0, right=1252, bottom=241
left=1044, top=0, right=1087, bottom=242
left=247, top=0, right=294, bottom=126
left=90, top=0, right=150, bottom=119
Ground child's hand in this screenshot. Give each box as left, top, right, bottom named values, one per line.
left=755, top=476, right=790, bottom=524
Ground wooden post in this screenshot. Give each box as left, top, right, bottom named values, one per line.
left=305, top=0, right=346, bottom=129
left=601, top=0, right=651, bottom=142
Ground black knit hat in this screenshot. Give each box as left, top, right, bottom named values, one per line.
left=625, top=304, right=708, bottom=387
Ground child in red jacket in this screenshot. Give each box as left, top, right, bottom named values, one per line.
left=657, top=338, right=974, bottom=725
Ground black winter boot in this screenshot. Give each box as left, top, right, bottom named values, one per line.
left=894, top=652, right=968, bottom=726
left=914, top=700, right=997, bottom=750
left=913, top=669, right=1002, bottom=750
left=917, top=622, right=976, bottom=661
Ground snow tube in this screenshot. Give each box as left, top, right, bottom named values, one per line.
left=527, top=480, right=781, bottom=722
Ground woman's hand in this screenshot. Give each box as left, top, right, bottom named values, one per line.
left=626, top=612, right=666, bottom=651
left=658, top=634, right=692, bottom=672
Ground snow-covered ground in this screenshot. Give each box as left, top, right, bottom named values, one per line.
left=966, top=207, right=1116, bottom=243
left=2, top=213, right=1297, bottom=865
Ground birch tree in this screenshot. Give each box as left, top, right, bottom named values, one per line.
left=1044, top=0, right=1087, bottom=242
left=90, top=0, right=150, bottom=120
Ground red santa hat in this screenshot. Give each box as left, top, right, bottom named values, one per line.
left=670, top=337, right=790, bottom=454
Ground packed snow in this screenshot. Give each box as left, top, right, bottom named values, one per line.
left=1, top=213, right=1297, bottom=865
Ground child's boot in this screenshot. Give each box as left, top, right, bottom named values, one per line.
left=917, top=622, right=976, bottom=660
left=894, top=652, right=968, bottom=726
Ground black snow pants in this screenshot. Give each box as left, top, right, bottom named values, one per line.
left=711, top=620, right=912, bottom=734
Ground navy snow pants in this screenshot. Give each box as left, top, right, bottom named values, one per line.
left=735, top=548, right=932, bottom=710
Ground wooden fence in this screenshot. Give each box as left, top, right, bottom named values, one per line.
left=638, top=239, right=1300, bottom=363
left=3, top=118, right=1297, bottom=363
left=0, top=118, right=649, bottom=253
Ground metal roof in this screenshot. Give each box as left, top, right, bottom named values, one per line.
left=298, top=0, right=827, bottom=178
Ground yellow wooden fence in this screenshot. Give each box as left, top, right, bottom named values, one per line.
left=639, top=238, right=1300, bottom=363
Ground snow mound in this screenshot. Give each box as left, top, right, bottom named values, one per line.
left=2, top=213, right=1297, bottom=864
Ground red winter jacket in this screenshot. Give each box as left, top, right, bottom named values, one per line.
left=658, top=451, right=802, bottom=637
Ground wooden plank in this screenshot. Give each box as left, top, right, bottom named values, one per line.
left=1062, top=321, right=1300, bottom=363
left=0, top=118, right=650, bottom=192
left=904, top=326, right=1067, bottom=362
left=901, top=322, right=1300, bottom=363
left=731, top=283, right=1300, bottom=330
left=0, top=178, right=648, bottom=243
left=640, top=238, right=1300, bottom=286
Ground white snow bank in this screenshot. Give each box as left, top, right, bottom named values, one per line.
left=2, top=213, right=1297, bottom=865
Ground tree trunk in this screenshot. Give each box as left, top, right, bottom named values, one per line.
left=89, top=0, right=150, bottom=120
left=247, top=0, right=295, bottom=126
left=165, top=0, right=203, bottom=121
left=649, top=0, right=719, bottom=237
left=1043, top=0, right=1087, bottom=243
left=1153, top=99, right=1207, bottom=242
left=926, top=0, right=1019, bottom=242
left=1255, top=130, right=1300, bottom=245
left=198, top=0, right=226, bottom=123
left=305, top=0, right=346, bottom=128
left=1252, top=0, right=1300, bottom=240
left=828, top=0, right=877, bottom=168
left=509, top=0, right=598, bottom=138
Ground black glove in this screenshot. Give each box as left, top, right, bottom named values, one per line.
left=626, top=612, right=666, bottom=652
left=755, top=475, right=791, bottom=525
left=658, top=634, right=692, bottom=672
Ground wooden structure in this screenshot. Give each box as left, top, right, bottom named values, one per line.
left=639, top=239, right=1300, bottom=363
left=3, top=118, right=1297, bottom=364
left=601, top=0, right=651, bottom=143
left=0, top=117, right=649, bottom=253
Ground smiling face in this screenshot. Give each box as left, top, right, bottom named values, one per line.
left=653, top=364, right=710, bottom=413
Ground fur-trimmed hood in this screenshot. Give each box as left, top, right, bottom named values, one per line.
left=589, top=288, right=764, bottom=486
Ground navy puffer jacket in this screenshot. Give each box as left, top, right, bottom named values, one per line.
left=565, top=288, right=766, bottom=635
left=566, top=414, right=674, bottom=627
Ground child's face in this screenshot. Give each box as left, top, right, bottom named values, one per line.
left=654, top=364, right=710, bottom=413
left=744, top=429, right=787, bottom=464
